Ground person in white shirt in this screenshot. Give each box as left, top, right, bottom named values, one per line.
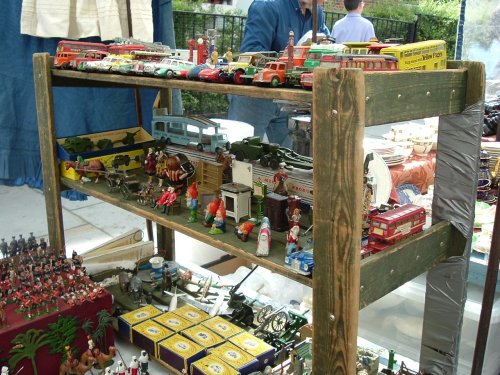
left=332, top=0, right=376, bottom=43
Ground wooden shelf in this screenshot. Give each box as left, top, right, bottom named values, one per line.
left=33, top=53, right=485, bottom=374
left=62, top=176, right=313, bottom=287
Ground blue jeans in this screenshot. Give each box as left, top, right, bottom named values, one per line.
left=227, top=95, right=292, bottom=148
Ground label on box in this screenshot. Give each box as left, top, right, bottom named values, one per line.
left=228, top=331, right=274, bottom=357
left=154, top=312, right=194, bottom=332
left=171, top=305, right=210, bottom=324
left=119, top=305, right=162, bottom=325
left=182, top=326, right=224, bottom=349
left=191, top=354, right=240, bottom=375
left=201, top=316, right=244, bottom=339
left=133, top=320, right=174, bottom=341
left=210, top=342, right=258, bottom=370
left=159, top=334, right=204, bottom=359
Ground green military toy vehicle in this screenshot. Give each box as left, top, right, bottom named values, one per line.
left=62, top=136, right=94, bottom=154
left=230, top=136, right=280, bottom=162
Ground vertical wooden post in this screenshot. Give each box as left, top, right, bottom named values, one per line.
left=33, top=53, right=65, bottom=253
left=312, top=67, right=365, bottom=373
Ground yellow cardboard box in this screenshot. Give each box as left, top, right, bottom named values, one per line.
left=171, top=304, right=210, bottom=325
left=132, top=320, right=174, bottom=358
left=201, top=316, right=244, bottom=340
left=118, top=305, right=162, bottom=341
left=191, top=354, right=240, bottom=375
left=158, top=334, right=205, bottom=373
left=209, top=342, right=259, bottom=375
left=153, top=311, right=194, bottom=333
left=181, top=325, right=225, bottom=353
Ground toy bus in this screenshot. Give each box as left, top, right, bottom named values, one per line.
left=379, top=40, right=447, bottom=70
left=53, top=40, right=107, bottom=69
left=300, top=54, right=399, bottom=89
left=151, top=115, right=230, bottom=153
left=365, top=204, right=426, bottom=255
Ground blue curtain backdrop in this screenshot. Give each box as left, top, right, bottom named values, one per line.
left=0, top=0, right=177, bottom=196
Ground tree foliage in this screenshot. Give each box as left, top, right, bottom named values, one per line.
left=9, top=329, right=49, bottom=375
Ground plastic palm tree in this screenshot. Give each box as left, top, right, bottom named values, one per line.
left=9, top=329, right=49, bottom=375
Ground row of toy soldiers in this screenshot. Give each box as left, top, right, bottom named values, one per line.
left=0, top=233, right=46, bottom=258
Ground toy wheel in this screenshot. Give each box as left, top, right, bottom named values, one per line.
left=197, top=144, right=204, bottom=152
left=234, top=151, right=245, bottom=161
left=269, top=158, right=280, bottom=170
left=270, top=77, right=280, bottom=88
left=256, top=305, right=273, bottom=323
left=166, top=70, right=174, bottom=79
left=106, top=177, right=115, bottom=191
left=271, top=311, right=288, bottom=332
left=260, top=156, right=269, bottom=168
left=234, top=70, right=244, bottom=85
left=120, top=184, right=131, bottom=200
left=218, top=73, right=226, bottom=84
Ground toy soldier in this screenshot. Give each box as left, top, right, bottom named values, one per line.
left=139, top=350, right=150, bottom=375
left=129, top=356, right=139, bottom=375
left=0, top=239, right=7, bottom=258
left=210, top=47, right=218, bottom=65
left=115, top=361, right=126, bottom=375
left=18, top=234, right=26, bottom=253
left=8, top=236, right=17, bottom=256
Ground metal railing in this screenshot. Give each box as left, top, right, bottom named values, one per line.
left=173, top=10, right=418, bottom=52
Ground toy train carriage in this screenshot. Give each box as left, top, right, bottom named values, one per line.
left=367, top=203, right=426, bottom=250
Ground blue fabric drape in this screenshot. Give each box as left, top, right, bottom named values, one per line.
left=0, top=0, right=175, bottom=199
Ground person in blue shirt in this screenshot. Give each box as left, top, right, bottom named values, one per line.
left=332, top=0, right=376, bottom=44
left=228, top=0, right=330, bottom=148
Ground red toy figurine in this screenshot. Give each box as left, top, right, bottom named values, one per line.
left=152, top=186, right=177, bottom=214
left=234, top=220, right=256, bottom=242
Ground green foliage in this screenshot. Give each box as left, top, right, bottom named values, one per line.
left=417, top=13, right=458, bottom=58
left=44, top=315, right=78, bottom=358
left=363, top=1, right=418, bottom=21
left=182, top=91, right=228, bottom=116
left=9, top=329, right=49, bottom=375
left=92, top=309, right=113, bottom=348
left=81, top=318, right=94, bottom=336
left=463, top=0, right=500, bottom=49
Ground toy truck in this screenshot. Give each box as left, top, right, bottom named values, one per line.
left=226, top=51, right=279, bottom=84
left=230, top=136, right=280, bottom=161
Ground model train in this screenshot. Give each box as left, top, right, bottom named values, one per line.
left=361, top=204, right=426, bottom=258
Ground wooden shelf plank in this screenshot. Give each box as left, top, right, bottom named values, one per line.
left=51, top=69, right=313, bottom=103
left=359, top=221, right=465, bottom=308
left=61, top=177, right=313, bottom=287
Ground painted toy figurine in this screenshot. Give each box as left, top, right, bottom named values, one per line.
left=104, top=368, right=113, bottom=375
left=1, top=367, right=7, bottom=374
left=144, top=147, right=157, bottom=184
left=152, top=186, right=177, bottom=214
left=210, top=47, right=218, bottom=65
left=115, top=360, right=126, bottom=375
left=234, top=220, right=256, bottom=242
left=286, top=225, right=301, bottom=255
left=185, top=182, right=199, bottom=223
left=256, top=217, right=271, bottom=257
left=273, top=169, right=288, bottom=196
left=209, top=202, right=227, bottom=235
left=139, top=350, right=150, bottom=375
left=223, top=47, right=233, bottom=63
left=155, top=150, right=168, bottom=187
left=158, top=154, right=190, bottom=192
left=203, top=197, right=222, bottom=227
left=129, top=356, right=139, bottom=375
left=290, top=207, right=301, bottom=228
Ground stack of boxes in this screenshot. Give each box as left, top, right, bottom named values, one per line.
left=118, top=304, right=276, bottom=375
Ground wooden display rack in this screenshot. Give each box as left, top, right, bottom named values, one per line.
left=33, top=53, right=485, bottom=374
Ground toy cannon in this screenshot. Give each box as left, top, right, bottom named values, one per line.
left=225, top=265, right=259, bottom=327
left=254, top=305, right=288, bottom=335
